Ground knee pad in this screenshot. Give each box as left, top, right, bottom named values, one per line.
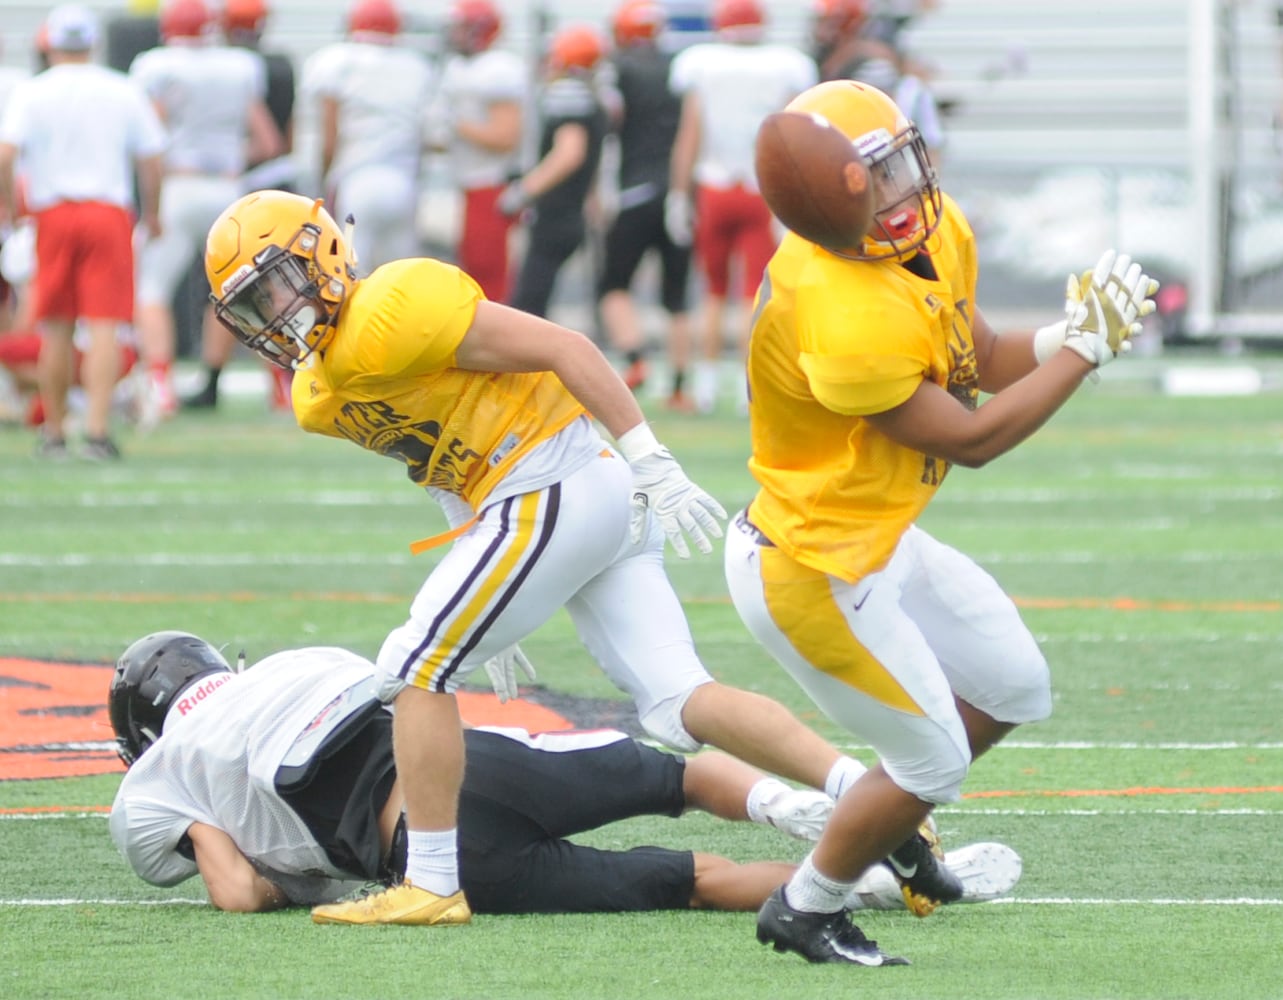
left=637, top=686, right=704, bottom=753
left=884, top=738, right=972, bottom=805
left=992, top=651, right=1053, bottom=725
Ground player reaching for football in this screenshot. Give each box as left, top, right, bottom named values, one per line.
left=107, top=632, right=1024, bottom=917
left=727, top=80, right=1158, bottom=967
left=202, top=189, right=963, bottom=928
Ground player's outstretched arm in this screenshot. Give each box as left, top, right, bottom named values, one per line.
left=866, top=250, right=1158, bottom=467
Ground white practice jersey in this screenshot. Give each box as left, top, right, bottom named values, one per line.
left=109, top=647, right=387, bottom=904
left=129, top=41, right=267, bottom=176
left=669, top=41, right=817, bottom=191
left=301, top=40, right=435, bottom=184
left=431, top=48, right=525, bottom=189
left=0, top=64, right=166, bottom=211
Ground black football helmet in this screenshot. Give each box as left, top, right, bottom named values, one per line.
left=108, top=631, right=231, bottom=766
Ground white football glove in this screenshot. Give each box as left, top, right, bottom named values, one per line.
left=482, top=644, right=536, bottom=703
left=1061, top=249, right=1159, bottom=368
left=496, top=181, right=530, bottom=218
left=663, top=191, right=694, bottom=247
left=617, top=423, right=727, bottom=558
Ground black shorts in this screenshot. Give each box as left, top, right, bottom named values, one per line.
left=274, top=702, right=397, bottom=882
left=281, top=713, right=696, bottom=914
left=455, top=730, right=695, bottom=914
left=598, top=196, right=691, bottom=314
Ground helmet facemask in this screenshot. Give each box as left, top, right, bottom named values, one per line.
left=212, top=224, right=344, bottom=371
left=843, top=122, right=941, bottom=262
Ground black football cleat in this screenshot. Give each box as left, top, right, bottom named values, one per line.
left=756, top=887, right=909, bottom=967
left=883, top=830, right=965, bottom=917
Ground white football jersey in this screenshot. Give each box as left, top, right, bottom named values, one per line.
left=129, top=41, right=267, bottom=176
left=669, top=41, right=817, bottom=190
left=300, top=40, right=435, bottom=185
left=108, top=647, right=388, bottom=905
left=431, top=48, right=525, bottom=188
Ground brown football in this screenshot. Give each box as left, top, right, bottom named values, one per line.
left=754, top=110, right=873, bottom=252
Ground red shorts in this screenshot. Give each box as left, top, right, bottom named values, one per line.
left=693, top=184, right=777, bottom=300
left=458, top=185, right=515, bottom=304
left=32, top=202, right=136, bottom=323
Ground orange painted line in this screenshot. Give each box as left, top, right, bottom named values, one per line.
left=6, top=786, right=1281, bottom=816
left=964, top=785, right=1283, bottom=800
left=1, top=593, right=1279, bottom=612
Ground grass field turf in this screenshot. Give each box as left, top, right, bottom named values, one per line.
left=1, top=357, right=1280, bottom=999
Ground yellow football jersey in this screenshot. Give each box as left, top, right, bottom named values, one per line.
left=745, top=194, right=979, bottom=584
left=292, top=258, right=586, bottom=507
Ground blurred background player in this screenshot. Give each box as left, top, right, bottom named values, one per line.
left=503, top=25, right=609, bottom=319
left=810, top=0, right=944, bottom=169
left=667, top=0, right=816, bottom=413
left=129, top=0, right=283, bottom=426
left=0, top=3, right=165, bottom=459
left=301, top=0, right=434, bottom=271
left=596, top=0, right=697, bottom=411
left=222, top=0, right=297, bottom=191
left=426, top=0, right=524, bottom=303
left=184, top=0, right=300, bottom=411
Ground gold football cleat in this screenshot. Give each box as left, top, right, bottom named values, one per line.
left=312, top=882, right=472, bottom=926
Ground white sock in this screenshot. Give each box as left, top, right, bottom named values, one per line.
left=745, top=777, right=791, bottom=824
left=824, top=756, right=869, bottom=801
left=784, top=853, right=855, bottom=914
left=403, top=828, right=460, bottom=896
left=692, top=360, right=719, bottom=412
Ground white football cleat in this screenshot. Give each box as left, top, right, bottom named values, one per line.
left=846, top=842, right=1022, bottom=911
left=758, top=788, right=835, bottom=842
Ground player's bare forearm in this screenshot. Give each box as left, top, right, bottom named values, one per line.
left=668, top=94, right=702, bottom=197
left=456, top=101, right=522, bottom=154
left=189, top=822, right=290, bottom=913
left=0, top=144, right=18, bottom=224
left=519, top=123, right=587, bottom=198
left=867, top=349, right=1092, bottom=468
left=971, top=305, right=1039, bottom=393
left=459, top=301, right=646, bottom=437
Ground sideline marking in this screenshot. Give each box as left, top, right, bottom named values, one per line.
left=964, top=785, right=1283, bottom=800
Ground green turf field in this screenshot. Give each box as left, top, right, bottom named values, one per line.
left=1, top=356, right=1280, bottom=1000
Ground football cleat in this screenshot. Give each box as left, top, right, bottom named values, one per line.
left=882, top=829, right=965, bottom=917
left=756, top=887, right=909, bottom=967
left=311, top=882, right=472, bottom=926
left=847, top=841, right=1023, bottom=911
left=758, top=788, right=834, bottom=842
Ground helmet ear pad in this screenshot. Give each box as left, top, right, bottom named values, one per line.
left=108, top=632, right=231, bottom=765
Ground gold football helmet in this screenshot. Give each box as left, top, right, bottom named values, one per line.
left=205, top=191, right=358, bottom=370
left=785, top=80, right=941, bottom=262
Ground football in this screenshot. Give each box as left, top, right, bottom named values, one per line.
left=754, top=110, right=873, bottom=252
